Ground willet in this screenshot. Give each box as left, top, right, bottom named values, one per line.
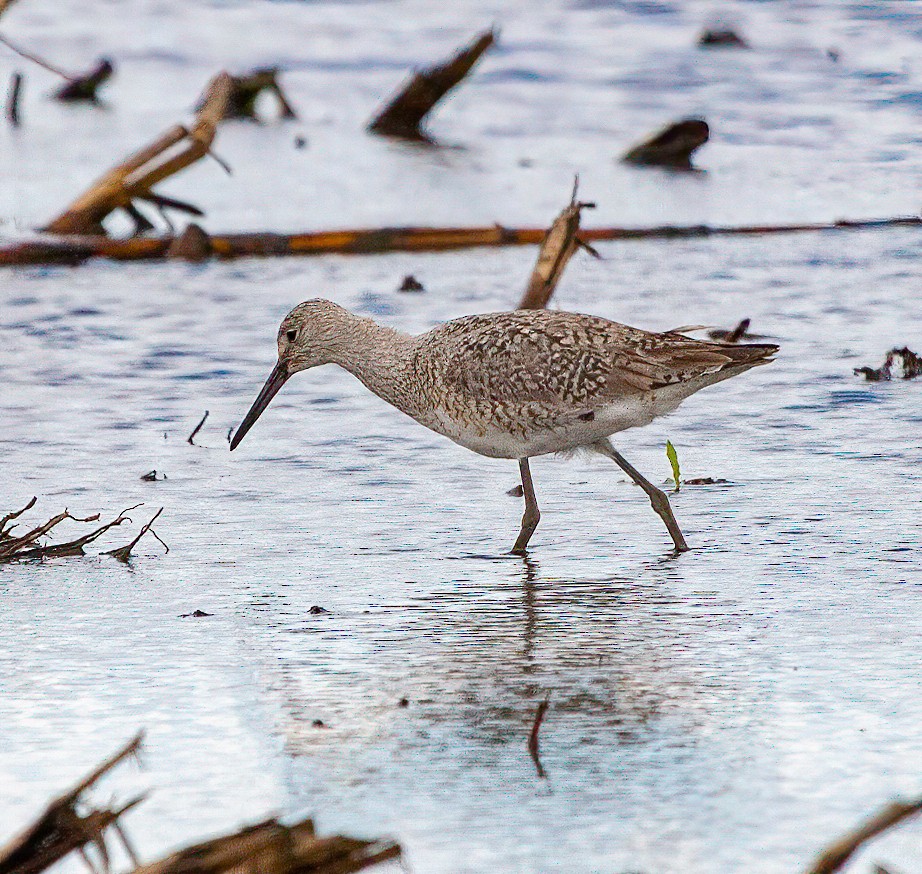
left=231, top=300, right=778, bottom=553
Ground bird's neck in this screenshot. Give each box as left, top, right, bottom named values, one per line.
left=330, top=315, right=416, bottom=411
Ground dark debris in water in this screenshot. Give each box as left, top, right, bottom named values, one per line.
left=140, top=470, right=166, bottom=481
left=180, top=609, right=213, bottom=618
left=854, top=347, right=921, bottom=381
left=622, top=118, right=710, bottom=171
left=397, top=274, right=425, bottom=293
left=308, top=605, right=329, bottom=614
left=698, top=28, right=749, bottom=49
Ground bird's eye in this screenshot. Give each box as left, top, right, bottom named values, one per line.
left=286, top=329, right=297, bottom=342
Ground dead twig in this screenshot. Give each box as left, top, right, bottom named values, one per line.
left=6, top=70, right=22, bottom=126
left=805, top=797, right=922, bottom=874
left=105, top=507, right=167, bottom=563
left=0, top=733, right=144, bottom=874
left=369, top=27, right=495, bottom=141
left=187, top=410, right=209, bottom=444
left=527, top=697, right=550, bottom=779
left=519, top=177, right=598, bottom=309
left=0, top=33, right=70, bottom=79
left=43, top=71, right=231, bottom=236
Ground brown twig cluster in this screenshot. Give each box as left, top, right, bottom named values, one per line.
left=0, top=498, right=166, bottom=563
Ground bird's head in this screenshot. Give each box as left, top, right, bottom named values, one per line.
left=230, top=299, right=349, bottom=450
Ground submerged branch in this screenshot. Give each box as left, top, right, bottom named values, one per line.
left=3, top=215, right=920, bottom=267
left=0, top=500, right=160, bottom=563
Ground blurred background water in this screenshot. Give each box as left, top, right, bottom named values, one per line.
left=2, top=1, right=922, bottom=872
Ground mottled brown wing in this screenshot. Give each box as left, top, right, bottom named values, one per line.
left=422, top=311, right=735, bottom=409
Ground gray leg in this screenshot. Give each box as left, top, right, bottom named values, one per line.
left=512, top=458, right=541, bottom=554
left=593, top=439, right=689, bottom=552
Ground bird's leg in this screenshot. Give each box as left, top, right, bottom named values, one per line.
left=593, top=439, right=689, bottom=552
left=512, top=457, right=541, bottom=554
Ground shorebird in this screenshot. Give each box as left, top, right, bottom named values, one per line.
left=231, top=300, right=777, bottom=553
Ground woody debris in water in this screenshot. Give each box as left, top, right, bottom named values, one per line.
left=622, top=118, right=710, bottom=170
left=0, top=499, right=166, bottom=563
left=518, top=179, right=599, bottom=309
left=43, top=72, right=231, bottom=236
left=54, top=58, right=115, bottom=103
left=222, top=67, right=297, bottom=120
left=368, top=27, right=495, bottom=141
left=698, top=28, right=749, bottom=48
left=805, top=795, right=922, bottom=874
left=0, top=734, right=144, bottom=874
left=0, top=734, right=400, bottom=874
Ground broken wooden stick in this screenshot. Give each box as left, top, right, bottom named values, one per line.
left=3, top=214, right=921, bottom=267
left=131, top=817, right=400, bottom=874
left=368, top=27, right=495, bottom=141
left=0, top=733, right=144, bottom=874
left=622, top=118, right=710, bottom=170
left=43, top=71, right=231, bottom=236
left=519, top=180, right=598, bottom=309
left=805, top=796, right=922, bottom=874
left=222, top=68, right=297, bottom=120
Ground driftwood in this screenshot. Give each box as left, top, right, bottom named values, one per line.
left=805, top=796, right=922, bottom=874
left=6, top=215, right=920, bottom=268
left=224, top=68, right=297, bottom=120
left=855, top=347, right=922, bottom=381
left=0, top=734, right=144, bottom=874
left=133, top=818, right=400, bottom=874
left=368, top=28, right=495, bottom=141
left=519, top=182, right=598, bottom=309
left=54, top=58, right=114, bottom=103
left=622, top=118, right=710, bottom=170
left=6, top=70, right=21, bottom=125
left=0, top=498, right=165, bottom=562
left=43, top=72, right=231, bottom=236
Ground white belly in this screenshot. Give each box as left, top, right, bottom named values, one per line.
left=411, top=384, right=697, bottom=460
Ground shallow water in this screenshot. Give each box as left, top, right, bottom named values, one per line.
left=2, top=2, right=922, bottom=873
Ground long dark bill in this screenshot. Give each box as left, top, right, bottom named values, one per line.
left=229, top=360, right=288, bottom=450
